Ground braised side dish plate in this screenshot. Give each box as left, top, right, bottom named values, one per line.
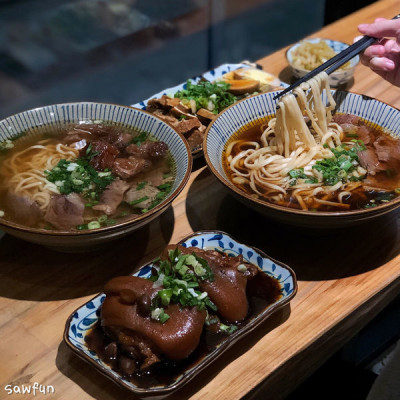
left=64, top=231, right=297, bottom=395
left=0, top=122, right=175, bottom=231
left=139, top=64, right=282, bottom=154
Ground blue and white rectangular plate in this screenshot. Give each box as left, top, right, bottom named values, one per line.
left=131, top=63, right=286, bottom=109
left=64, top=230, right=297, bottom=396
left=131, top=63, right=288, bottom=157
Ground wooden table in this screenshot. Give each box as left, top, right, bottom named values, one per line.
left=1, top=0, right=400, bottom=399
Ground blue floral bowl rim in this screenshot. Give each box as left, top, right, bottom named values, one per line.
left=63, top=229, right=298, bottom=395
left=203, top=89, right=400, bottom=220
left=0, top=102, right=193, bottom=236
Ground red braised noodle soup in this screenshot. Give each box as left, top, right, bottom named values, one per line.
left=223, top=72, right=400, bottom=212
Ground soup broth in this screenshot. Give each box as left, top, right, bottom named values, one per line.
left=223, top=114, right=400, bottom=211
left=0, top=122, right=175, bottom=230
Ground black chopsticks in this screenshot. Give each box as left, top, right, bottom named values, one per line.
left=273, top=13, right=400, bottom=101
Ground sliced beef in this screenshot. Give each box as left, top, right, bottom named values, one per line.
left=373, top=134, right=400, bottom=162
left=333, top=113, right=360, bottom=125
left=93, top=179, right=130, bottom=215
left=356, top=125, right=375, bottom=145
left=85, top=140, right=120, bottom=170
left=5, top=191, right=43, bottom=227
left=357, top=149, right=382, bottom=175
left=44, top=193, right=85, bottom=230
left=124, top=185, right=160, bottom=209
left=125, top=141, right=168, bottom=160
left=112, top=157, right=152, bottom=179
left=63, top=128, right=93, bottom=145
left=101, top=276, right=207, bottom=364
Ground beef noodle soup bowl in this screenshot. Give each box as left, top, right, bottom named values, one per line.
left=0, top=103, right=192, bottom=250
left=203, top=88, right=400, bottom=228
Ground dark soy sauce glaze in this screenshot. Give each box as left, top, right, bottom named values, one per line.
left=85, top=269, right=282, bottom=388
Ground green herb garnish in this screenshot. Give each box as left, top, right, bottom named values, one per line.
left=149, top=248, right=216, bottom=323
left=311, top=140, right=366, bottom=186
left=45, top=147, right=116, bottom=200
left=174, top=80, right=237, bottom=114
left=130, top=131, right=149, bottom=146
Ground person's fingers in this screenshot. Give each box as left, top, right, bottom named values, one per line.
left=369, top=57, right=396, bottom=71
left=358, top=18, right=400, bottom=39
left=363, top=44, right=386, bottom=58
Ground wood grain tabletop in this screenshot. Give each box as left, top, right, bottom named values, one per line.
left=1, top=0, right=400, bottom=399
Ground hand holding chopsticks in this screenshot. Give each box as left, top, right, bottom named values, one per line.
left=274, top=13, right=400, bottom=100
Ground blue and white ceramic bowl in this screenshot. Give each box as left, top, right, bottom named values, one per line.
left=286, top=38, right=359, bottom=86
left=204, top=91, right=400, bottom=228
left=64, top=230, right=297, bottom=396
left=0, top=103, right=192, bottom=251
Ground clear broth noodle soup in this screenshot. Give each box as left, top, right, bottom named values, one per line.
left=0, top=122, right=176, bottom=230
left=223, top=72, right=400, bottom=212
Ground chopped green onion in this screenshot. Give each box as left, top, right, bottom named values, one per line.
left=158, top=289, right=173, bottom=306
left=98, top=215, right=108, bottom=223
left=88, top=221, right=101, bottom=230
left=237, top=264, right=247, bottom=272
left=219, top=323, right=239, bottom=335
left=157, top=183, right=172, bottom=190
left=129, top=196, right=149, bottom=206
left=136, top=181, right=147, bottom=190
left=76, top=224, right=88, bottom=230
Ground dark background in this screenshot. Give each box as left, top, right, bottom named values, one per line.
left=0, top=0, right=375, bottom=119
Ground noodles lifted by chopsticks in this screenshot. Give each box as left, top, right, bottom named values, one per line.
left=225, top=71, right=368, bottom=211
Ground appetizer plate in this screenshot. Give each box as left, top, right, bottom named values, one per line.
left=132, top=63, right=288, bottom=158
left=64, top=230, right=297, bottom=396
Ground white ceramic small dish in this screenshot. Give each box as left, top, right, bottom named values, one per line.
left=286, top=38, right=359, bottom=87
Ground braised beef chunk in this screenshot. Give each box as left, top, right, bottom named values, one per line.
left=125, top=141, right=168, bottom=160
left=112, top=157, right=152, bottom=179
left=85, top=140, right=120, bottom=170
left=44, top=193, right=85, bottom=230
left=101, top=276, right=207, bottom=365
left=93, top=179, right=130, bottom=215
left=5, top=191, right=43, bottom=227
